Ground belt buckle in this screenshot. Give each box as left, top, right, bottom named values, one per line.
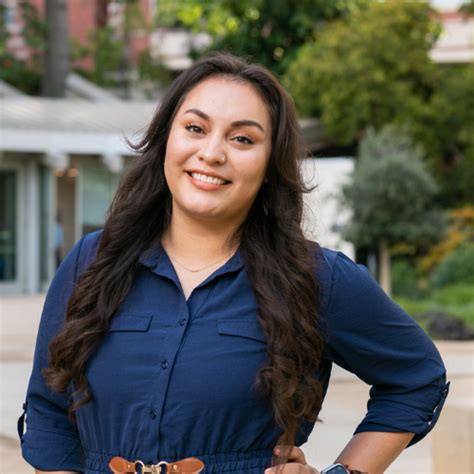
left=137, top=460, right=169, bottom=473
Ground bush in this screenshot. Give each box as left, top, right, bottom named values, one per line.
left=0, top=56, right=41, bottom=94
left=418, top=205, right=474, bottom=274
left=432, top=284, right=474, bottom=306
left=417, top=310, right=474, bottom=340
left=430, top=243, right=474, bottom=288
left=431, top=284, right=474, bottom=327
left=391, top=258, right=425, bottom=298
left=394, top=283, right=474, bottom=339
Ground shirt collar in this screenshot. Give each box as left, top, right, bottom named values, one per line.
left=139, top=242, right=245, bottom=282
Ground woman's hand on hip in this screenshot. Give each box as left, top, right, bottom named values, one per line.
left=265, top=446, right=320, bottom=474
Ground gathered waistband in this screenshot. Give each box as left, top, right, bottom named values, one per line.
left=85, top=448, right=274, bottom=473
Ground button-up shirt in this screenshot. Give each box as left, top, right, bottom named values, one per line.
left=19, top=230, right=449, bottom=473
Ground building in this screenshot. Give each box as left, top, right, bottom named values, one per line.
left=430, top=8, right=474, bottom=63
left=301, top=158, right=354, bottom=259
left=0, top=96, right=156, bottom=294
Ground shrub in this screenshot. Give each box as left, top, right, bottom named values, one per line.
left=417, top=310, right=474, bottom=340
left=430, top=243, right=474, bottom=288
left=394, top=283, right=474, bottom=338
left=391, top=258, right=424, bottom=298
left=418, top=205, right=474, bottom=274
left=432, top=284, right=474, bottom=306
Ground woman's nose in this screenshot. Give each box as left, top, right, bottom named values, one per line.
left=197, top=138, right=226, bottom=165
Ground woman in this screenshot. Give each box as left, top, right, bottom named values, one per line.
left=19, top=54, right=449, bottom=474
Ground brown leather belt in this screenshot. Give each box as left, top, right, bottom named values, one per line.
left=109, top=456, right=205, bottom=474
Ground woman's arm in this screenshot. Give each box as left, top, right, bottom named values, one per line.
left=19, top=236, right=94, bottom=472
left=267, top=431, right=415, bottom=473
left=334, top=431, right=415, bottom=473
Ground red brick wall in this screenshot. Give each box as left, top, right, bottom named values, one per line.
left=8, top=0, right=151, bottom=71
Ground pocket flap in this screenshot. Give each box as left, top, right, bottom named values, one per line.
left=108, top=313, right=152, bottom=332
left=217, top=319, right=266, bottom=342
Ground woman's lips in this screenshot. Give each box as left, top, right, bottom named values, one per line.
left=186, top=171, right=230, bottom=190
left=189, top=171, right=228, bottom=185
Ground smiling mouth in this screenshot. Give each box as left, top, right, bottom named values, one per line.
left=187, top=172, right=231, bottom=185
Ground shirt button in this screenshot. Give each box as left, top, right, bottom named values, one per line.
left=180, top=318, right=187, bottom=326
left=150, top=410, right=157, bottom=419
left=161, top=360, right=168, bottom=370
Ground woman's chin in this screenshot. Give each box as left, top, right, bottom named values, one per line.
left=182, top=205, right=226, bottom=221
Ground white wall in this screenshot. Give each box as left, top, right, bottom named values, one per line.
left=301, top=157, right=355, bottom=260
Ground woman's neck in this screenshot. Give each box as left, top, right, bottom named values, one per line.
left=162, top=211, right=240, bottom=266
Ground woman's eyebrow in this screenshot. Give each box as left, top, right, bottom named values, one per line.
left=231, top=119, right=265, bottom=133
left=184, top=108, right=265, bottom=133
left=184, top=108, right=210, bottom=121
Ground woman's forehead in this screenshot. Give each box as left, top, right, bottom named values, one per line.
left=176, top=77, right=271, bottom=128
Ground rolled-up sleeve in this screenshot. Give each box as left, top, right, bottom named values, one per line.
left=18, top=236, right=86, bottom=471
left=323, top=251, right=450, bottom=447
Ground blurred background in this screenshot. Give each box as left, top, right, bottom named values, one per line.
left=0, top=0, right=473, bottom=472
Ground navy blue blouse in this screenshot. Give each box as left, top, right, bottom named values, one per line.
left=19, top=230, right=449, bottom=473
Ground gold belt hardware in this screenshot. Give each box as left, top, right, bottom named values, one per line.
left=109, top=456, right=205, bottom=474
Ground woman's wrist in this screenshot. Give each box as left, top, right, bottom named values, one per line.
left=320, top=463, right=367, bottom=474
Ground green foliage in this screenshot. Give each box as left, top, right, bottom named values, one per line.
left=156, top=0, right=368, bottom=75
left=433, top=284, right=474, bottom=307
left=391, top=258, right=425, bottom=299
left=460, top=0, right=474, bottom=15
left=430, top=243, right=474, bottom=288
left=0, top=2, right=45, bottom=94
left=283, top=0, right=473, bottom=205
left=395, top=284, right=474, bottom=329
left=0, top=4, right=6, bottom=47
left=418, top=205, right=474, bottom=274
left=284, top=0, right=439, bottom=143
left=17, top=1, right=47, bottom=65
left=85, top=26, right=123, bottom=87
left=76, top=1, right=162, bottom=91
left=2, top=0, right=160, bottom=94
left=136, top=48, right=173, bottom=97
left=0, top=54, right=41, bottom=94
left=341, top=125, right=446, bottom=250
left=424, top=64, right=474, bottom=205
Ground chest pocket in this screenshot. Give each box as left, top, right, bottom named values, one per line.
left=217, top=319, right=266, bottom=343
left=108, top=313, right=152, bottom=332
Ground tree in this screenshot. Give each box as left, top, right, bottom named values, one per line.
left=156, top=0, right=368, bottom=75
left=0, top=2, right=46, bottom=94
left=284, top=0, right=474, bottom=205
left=423, top=64, right=474, bottom=206
left=460, top=0, right=474, bottom=15
left=341, top=126, right=445, bottom=296
left=284, top=0, right=439, bottom=143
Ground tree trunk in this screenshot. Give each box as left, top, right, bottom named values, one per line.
left=96, top=0, right=109, bottom=28
left=378, top=238, right=392, bottom=296
left=42, top=0, right=69, bottom=97
left=118, top=1, right=133, bottom=99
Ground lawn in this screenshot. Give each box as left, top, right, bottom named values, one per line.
left=394, top=284, right=474, bottom=331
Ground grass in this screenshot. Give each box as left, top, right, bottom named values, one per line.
left=394, top=283, right=474, bottom=328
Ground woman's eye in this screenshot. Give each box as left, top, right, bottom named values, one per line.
left=185, top=124, right=204, bottom=134
left=233, top=136, right=254, bottom=145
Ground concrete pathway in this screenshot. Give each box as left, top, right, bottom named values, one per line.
left=1, top=295, right=472, bottom=473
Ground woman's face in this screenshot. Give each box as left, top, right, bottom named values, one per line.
left=164, top=76, right=272, bottom=227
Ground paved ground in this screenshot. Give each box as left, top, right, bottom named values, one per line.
left=0, top=295, right=472, bottom=473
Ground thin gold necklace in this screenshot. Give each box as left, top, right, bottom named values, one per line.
left=167, top=251, right=232, bottom=273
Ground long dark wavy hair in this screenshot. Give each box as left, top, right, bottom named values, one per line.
left=44, top=53, right=324, bottom=452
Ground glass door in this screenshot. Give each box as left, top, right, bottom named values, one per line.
left=0, top=170, right=17, bottom=282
